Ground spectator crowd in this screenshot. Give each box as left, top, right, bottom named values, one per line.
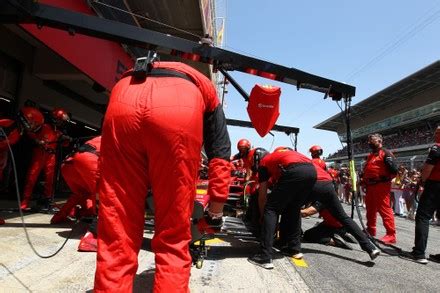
left=328, top=126, right=434, bottom=159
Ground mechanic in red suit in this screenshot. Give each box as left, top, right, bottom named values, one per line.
left=301, top=202, right=357, bottom=249
left=231, top=139, right=252, bottom=180
left=247, top=147, right=379, bottom=269
left=232, top=139, right=251, bottom=162
left=51, top=136, right=101, bottom=224
left=327, top=165, right=340, bottom=192
left=0, top=106, right=44, bottom=224
left=309, top=145, right=327, bottom=171
left=21, top=108, right=70, bottom=210
left=362, top=133, right=398, bottom=244
left=94, top=60, right=231, bottom=293
left=0, top=107, right=45, bottom=182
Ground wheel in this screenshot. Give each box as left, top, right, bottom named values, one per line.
left=196, top=259, right=203, bottom=269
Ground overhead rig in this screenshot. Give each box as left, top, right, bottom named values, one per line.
left=0, top=0, right=355, bottom=100
left=226, top=119, right=299, bottom=136
left=0, top=0, right=358, bottom=167
left=0, top=0, right=356, bottom=164
left=226, top=119, right=299, bottom=150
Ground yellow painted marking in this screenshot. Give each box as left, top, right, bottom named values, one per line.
left=193, top=238, right=224, bottom=245
left=291, top=257, right=308, bottom=267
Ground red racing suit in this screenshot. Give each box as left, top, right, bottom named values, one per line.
left=22, top=123, right=62, bottom=204
left=51, top=136, right=101, bottom=223
left=320, top=209, right=343, bottom=229
left=0, top=119, right=21, bottom=182
left=312, top=157, right=327, bottom=171
left=362, top=148, right=397, bottom=237
left=94, top=62, right=231, bottom=293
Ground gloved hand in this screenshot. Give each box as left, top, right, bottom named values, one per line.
left=204, top=210, right=223, bottom=230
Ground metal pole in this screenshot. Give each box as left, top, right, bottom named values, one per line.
left=343, top=96, right=357, bottom=218
left=218, top=68, right=249, bottom=102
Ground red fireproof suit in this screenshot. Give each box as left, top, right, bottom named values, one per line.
left=94, top=62, right=231, bottom=293
left=312, top=157, right=327, bottom=171
left=363, top=148, right=397, bottom=237
left=22, top=123, right=62, bottom=206
left=51, top=136, right=101, bottom=223
left=0, top=119, right=21, bottom=182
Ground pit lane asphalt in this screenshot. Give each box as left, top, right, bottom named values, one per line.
left=0, top=200, right=439, bottom=292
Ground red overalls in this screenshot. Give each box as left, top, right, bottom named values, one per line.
left=21, top=123, right=61, bottom=208
left=363, top=149, right=396, bottom=237
left=94, top=62, right=230, bottom=293
left=320, top=209, right=343, bottom=229
left=312, top=157, right=327, bottom=171
left=51, top=136, right=101, bottom=224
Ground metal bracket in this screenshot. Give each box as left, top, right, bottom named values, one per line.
left=132, top=51, right=158, bottom=80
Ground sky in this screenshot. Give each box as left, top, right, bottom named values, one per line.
left=219, top=0, right=440, bottom=157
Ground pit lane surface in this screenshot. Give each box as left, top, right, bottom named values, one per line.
left=1, top=201, right=439, bottom=292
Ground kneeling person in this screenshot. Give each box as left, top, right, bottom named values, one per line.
left=301, top=202, right=358, bottom=249
left=51, top=136, right=101, bottom=252
left=51, top=136, right=101, bottom=224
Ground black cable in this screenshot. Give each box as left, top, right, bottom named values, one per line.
left=0, top=126, right=79, bottom=258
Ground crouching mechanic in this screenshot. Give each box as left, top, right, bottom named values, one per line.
left=248, top=147, right=379, bottom=269
left=301, top=202, right=358, bottom=249
left=51, top=136, right=100, bottom=224
left=94, top=60, right=231, bottom=292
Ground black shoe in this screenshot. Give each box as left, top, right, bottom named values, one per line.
left=248, top=254, right=274, bottom=269
left=400, top=251, right=428, bottom=264
left=429, top=254, right=440, bottom=263
left=341, top=232, right=358, bottom=244
left=280, top=247, right=303, bottom=259
left=332, top=234, right=353, bottom=250
left=368, top=248, right=380, bottom=261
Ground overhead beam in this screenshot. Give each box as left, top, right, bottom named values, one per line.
left=226, top=119, right=299, bottom=135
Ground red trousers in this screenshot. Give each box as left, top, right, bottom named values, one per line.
left=52, top=152, right=98, bottom=222
left=23, top=148, right=56, bottom=201
left=95, top=77, right=205, bottom=292
left=365, top=182, right=396, bottom=236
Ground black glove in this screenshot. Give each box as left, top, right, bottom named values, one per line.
left=204, top=211, right=223, bottom=230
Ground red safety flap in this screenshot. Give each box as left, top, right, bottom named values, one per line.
left=247, top=85, right=281, bottom=137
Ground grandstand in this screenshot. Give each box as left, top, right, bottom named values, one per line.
left=315, top=60, right=440, bottom=170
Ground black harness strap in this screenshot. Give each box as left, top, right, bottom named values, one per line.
left=124, top=68, right=196, bottom=86
left=78, top=143, right=100, bottom=156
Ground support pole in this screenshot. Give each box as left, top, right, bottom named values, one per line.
left=342, top=96, right=357, bottom=218
left=218, top=68, right=249, bottom=102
